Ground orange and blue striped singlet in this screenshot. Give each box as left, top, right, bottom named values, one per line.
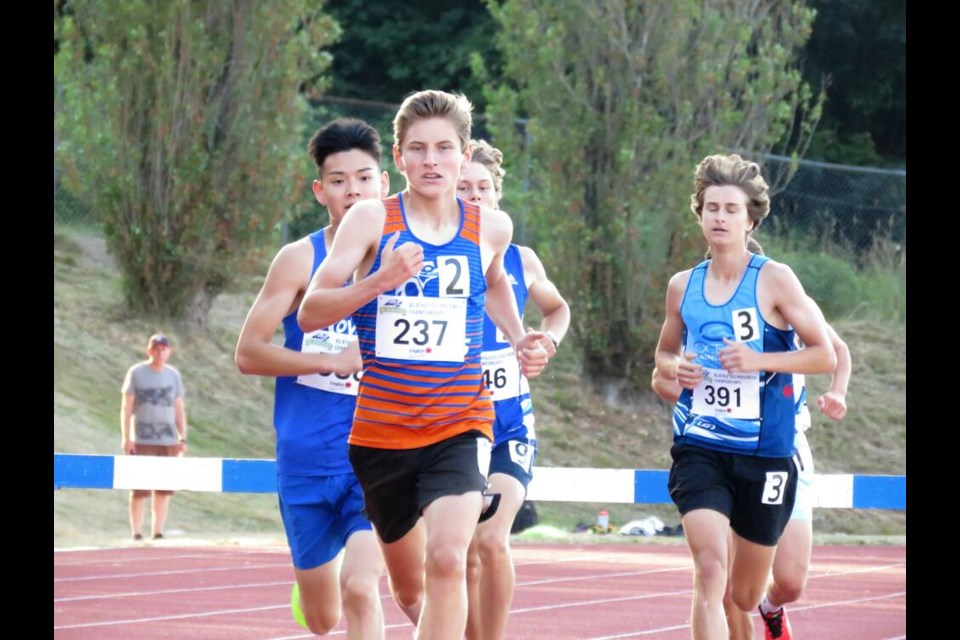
left=350, top=194, right=494, bottom=449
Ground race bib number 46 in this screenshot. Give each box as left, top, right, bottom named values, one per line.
left=375, top=295, right=467, bottom=362
left=691, top=367, right=760, bottom=419
left=481, top=347, right=521, bottom=401
left=296, top=330, right=361, bottom=396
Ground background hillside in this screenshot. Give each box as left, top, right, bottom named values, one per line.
left=53, top=227, right=906, bottom=547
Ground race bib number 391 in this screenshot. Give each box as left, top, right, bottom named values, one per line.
left=375, top=295, right=467, bottom=362
left=691, top=367, right=760, bottom=419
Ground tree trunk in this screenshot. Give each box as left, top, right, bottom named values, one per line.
left=180, top=285, right=216, bottom=332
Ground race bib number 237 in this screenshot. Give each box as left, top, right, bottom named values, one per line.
left=375, top=295, right=467, bottom=362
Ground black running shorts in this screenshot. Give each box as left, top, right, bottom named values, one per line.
left=349, top=430, right=491, bottom=543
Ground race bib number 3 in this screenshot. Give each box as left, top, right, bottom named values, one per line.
left=375, top=295, right=467, bottom=362
left=732, top=307, right=760, bottom=343
left=761, top=471, right=789, bottom=505
left=296, top=330, right=361, bottom=396
left=691, top=367, right=760, bottom=419
left=481, top=347, right=522, bottom=401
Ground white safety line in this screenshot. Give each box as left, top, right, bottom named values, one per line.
left=54, top=562, right=289, bottom=583
left=584, top=591, right=907, bottom=639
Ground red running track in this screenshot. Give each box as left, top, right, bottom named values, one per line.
left=54, top=542, right=905, bottom=639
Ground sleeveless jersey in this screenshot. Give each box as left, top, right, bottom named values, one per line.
left=351, top=194, right=494, bottom=449
left=793, top=374, right=811, bottom=432
left=672, top=254, right=797, bottom=457
left=481, top=244, right=535, bottom=445
left=274, top=229, right=359, bottom=476
left=792, top=332, right=812, bottom=432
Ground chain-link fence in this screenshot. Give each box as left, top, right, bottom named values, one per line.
left=55, top=96, right=905, bottom=266
left=759, top=154, right=906, bottom=265
left=54, top=181, right=96, bottom=229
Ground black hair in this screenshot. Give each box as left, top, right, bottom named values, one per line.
left=307, top=118, right=382, bottom=175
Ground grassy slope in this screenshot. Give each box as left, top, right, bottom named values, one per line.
left=53, top=228, right=905, bottom=547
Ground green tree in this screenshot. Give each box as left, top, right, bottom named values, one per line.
left=802, top=0, right=905, bottom=165
left=323, top=0, right=498, bottom=111
left=54, top=1, right=339, bottom=327
left=481, top=0, right=822, bottom=397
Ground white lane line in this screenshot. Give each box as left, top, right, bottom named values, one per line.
left=583, top=591, right=907, bottom=639
left=54, top=604, right=291, bottom=630
left=54, top=580, right=292, bottom=603
left=54, top=551, right=284, bottom=567
left=518, top=565, right=688, bottom=587
left=53, top=551, right=905, bottom=636
left=264, top=620, right=415, bottom=640
left=810, top=562, right=906, bottom=577
left=54, top=562, right=289, bottom=583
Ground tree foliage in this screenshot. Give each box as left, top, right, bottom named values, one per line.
left=481, top=0, right=822, bottom=396
left=323, top=0, right=498, bottom=110
left=802, top=0, right=905, bottom=165
left=54, top=1, right=339, bottom=325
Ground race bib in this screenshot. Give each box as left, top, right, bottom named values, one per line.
left=480, top=347, right=522, bottom=401
left=732, top=307, right=760, bottom=343
left=438, top=255, right=471, bottom=297
left=296, top=330, right=362, bottom=396
left=762, top=471, right=789, bottom=505
left=375, top=295, right=467, bottom=362
left=691, top=367, right=760, bottom=419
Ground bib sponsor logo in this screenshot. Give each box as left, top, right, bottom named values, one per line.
left=379, top=298, right=406, bottom=315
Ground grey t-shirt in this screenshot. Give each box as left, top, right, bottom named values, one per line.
left=122, top=363, right=185, bottom=445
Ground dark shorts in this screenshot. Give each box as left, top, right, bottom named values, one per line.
left=667, top=443, right=797, bottom=546
left=489, top=437, right=537, bottom=493
left=348, top=430, right=491, bottom=543
left=130, top=444, right=180, bottom=498
left=277, top=472, right=373, bottom=570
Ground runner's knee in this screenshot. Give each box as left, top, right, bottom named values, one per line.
left=340, top=573, right=379, bottom=616
left=425, top=544, right=467, bottom=580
